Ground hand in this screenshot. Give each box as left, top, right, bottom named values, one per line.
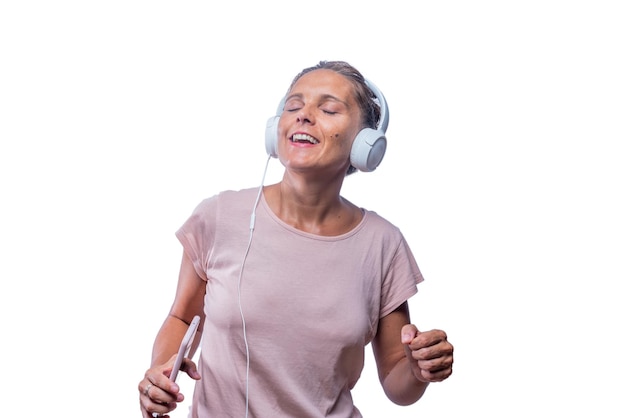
left=401, top=326, right=454, bottom=383
left=138, top=354, right=201, bottom=418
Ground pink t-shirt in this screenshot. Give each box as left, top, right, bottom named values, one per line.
left=176, top=188, right=423, bottom=417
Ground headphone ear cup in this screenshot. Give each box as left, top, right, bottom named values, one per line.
left=350, top=128, right=387, bottom=172
left=349, top=79, right=389, bottom=173
left=265, top=115, right=280, bottom=158
left=265, top=96, right=286, bottom=158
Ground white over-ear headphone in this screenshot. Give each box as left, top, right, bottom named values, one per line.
left=264, top=79, right=389, bottom=172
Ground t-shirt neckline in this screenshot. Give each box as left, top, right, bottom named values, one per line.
left=259, top=192, right=368, bottom=241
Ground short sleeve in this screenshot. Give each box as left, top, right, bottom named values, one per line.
left=379, top=236, right=424, bottom=318
left=175, top=197, right=218, bottom=282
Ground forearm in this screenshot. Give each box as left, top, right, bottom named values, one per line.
left=151, top=315, right=189, bottom=366
left=381, top=356, right=429, bottom=406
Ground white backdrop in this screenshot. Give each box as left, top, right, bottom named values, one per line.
left=1, top=1, right=625, bottom=417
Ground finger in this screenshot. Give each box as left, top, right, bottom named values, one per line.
left=411, top=338, right=454, bottom=362
left=401, top=324, right=419, bottom=344
left=141, top=373, right=184, bottom=405
left=139, top=380, right=151, bottom=398
left=141, top=406, right=171, bottom=418
left=417, top=347, right=454, bottom=369
left=181, top=358, right=202, bottom=380
left=408, top=329, right=448, bottom=350
left=141, top=386, right=178, bottom=417
left=416, top=357, right=454, bottom=382
left=148, top=382, right=183, bottom=404
left=140, top=405, right=152, bottom=418
left=148, top=403, right=175, bottom=418
left=140, top=381, right=171, bottom=418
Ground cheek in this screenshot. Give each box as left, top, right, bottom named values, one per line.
left=277, top=117, right=288, bottom=138
left=330, top=132, right=355, bottom=151
left=329, top=133, right=350, bottom=152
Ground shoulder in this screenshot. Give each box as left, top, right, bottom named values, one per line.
left=178, top=187, right=261, bottom=236
left=362, top=209, right=403, bottom=237
left=191, top=187, right=259, bottom=213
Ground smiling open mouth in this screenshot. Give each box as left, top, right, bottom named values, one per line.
left=291, top=133, right=320, bottom=144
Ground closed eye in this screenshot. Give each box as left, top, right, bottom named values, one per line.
left=284, top=96, right=303, bottom=113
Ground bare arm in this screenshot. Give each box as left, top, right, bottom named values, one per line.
left=372, top=302, right=454, bottom=406
left=151, top=250, right=206, bottom=365
left=138, top=250, right=206, bottom=418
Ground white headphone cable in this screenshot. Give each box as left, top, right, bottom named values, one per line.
left=237, top=154, right=272, bottom=418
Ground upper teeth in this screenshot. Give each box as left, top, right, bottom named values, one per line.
left=292, top=133, right=319, bottom=144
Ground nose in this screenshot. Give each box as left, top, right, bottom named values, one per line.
left=296, top=105, right=314, bottom=125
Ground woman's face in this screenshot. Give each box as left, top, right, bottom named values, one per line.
left=276, top=69, right=363, bottom=177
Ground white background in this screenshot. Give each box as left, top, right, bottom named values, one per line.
left=1, top=1, right=625, bottom=417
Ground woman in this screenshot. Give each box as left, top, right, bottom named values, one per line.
left=139, top=60, right=454, bottom=418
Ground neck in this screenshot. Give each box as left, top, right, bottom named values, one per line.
left=264, top=171, right=360, bottom=236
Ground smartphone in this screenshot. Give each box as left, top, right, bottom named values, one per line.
left=170, top=315, right=201, bottom=382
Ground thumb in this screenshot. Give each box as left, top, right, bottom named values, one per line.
left=182, top=358, right=202, bottom=380
left=401, top=324, right=419, bottom=344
